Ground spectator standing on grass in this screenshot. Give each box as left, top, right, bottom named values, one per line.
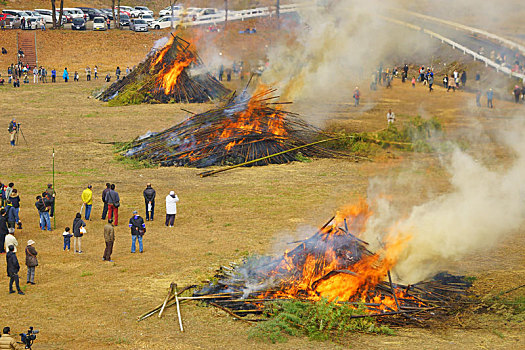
left=411, top=76, right=416, bottom=88
left=42, top=67, right=47, bottom=83
left=126, top=66, right=130, bottom=76
left=62, top=227, right=72, bottom=251
left=72, top=213, right=86, bottom=254
left=443, top=75, right=448, bottom=89
left=129, top=211, right=145, bottom=253
left=81, top=185, right=93, bottom=220
left=487, top=88, right=494, bottom=108
left=476, top=89, right=482, bottom=107
left=143, top=183, right=156, bottom=221
left=4, top=228, right=17, bottom=253
left=35, top=195, right=51, bottom=231
left=32, top=66, right=38, bottom=84
left=218, top=64, right=224, bottom=81
left=461, top=71, right=467, bottom=87
left=51, top=68, right=56, bottom=83
left=428, top=74, right=434, bottom=92
left=103, top=219, right=115, bottom=261
left=353, top=87, right=360, bottom=107
left=74, top=71, right=79, bottom=82
left=115, top=66, right=121, bottom=80
left=94, top=65, right=98, bottom=79
left=6, top=245, right=24, bottom=295
left=40, top=18, right=45, bottom=31
left=0, top=209, right=7, bottom=253
left=45, top=184, right=56, bottom=217
left=8, top=120, right=16, bottom=146
left=513, top=85, right=521, bottom=103
left=5, top=183, right=14, bottom=204
left=63, top=68, right=69, bottom=82
left=387, top=109, right=395, bottom=125
left=25, top=240, right=38, bottom=285
left=5, top=201, right=16, bottom=230
left=105, top=184, right=120, bottom=226
left=101, top=183, right=111, bottom=220
left=475, top=72, right=480, bottom=82
left=9, top=189, right=20, bottom=225
left=86, top=66, right=91, bottom=81
left=165, top=191, right=179, bottom=227
left=105, top=73, right=111, bottom=82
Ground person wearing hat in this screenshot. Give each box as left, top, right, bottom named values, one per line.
left=81, top=185, right=93, bottom=221
left=165, top=191, right=179, bottom=227
left=129, top=211, right=145, bottom=253
left=25, top=240, right=38, bottom=284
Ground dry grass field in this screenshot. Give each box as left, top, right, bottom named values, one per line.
left=0, top=13, right=524, bottom=350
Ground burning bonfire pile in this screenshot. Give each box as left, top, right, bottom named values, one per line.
left=98, top=35, right=230, bottom=104
left=190, top=201, right=471, bottom=324
left=123, top=86, right=348, bottom=168
left=138, top=201, right=472, bottom=328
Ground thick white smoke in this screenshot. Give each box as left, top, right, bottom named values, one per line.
left=365, top=121, right=525, bottom=283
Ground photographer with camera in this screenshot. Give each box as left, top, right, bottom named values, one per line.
left=7, top=119, right=16, bottom=147
left=0, top=327, right=18, bottom=349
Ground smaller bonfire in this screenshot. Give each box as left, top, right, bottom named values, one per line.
left=123, top=86, right=345, bottom=168
left=98, top=35, right=230, bottom=104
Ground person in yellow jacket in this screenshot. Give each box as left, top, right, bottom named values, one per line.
left=81, top=185, right=93, bottom=221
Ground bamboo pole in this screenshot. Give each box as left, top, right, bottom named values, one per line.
left=174, top=284, right=184, bottom=332
left=159, top=283, right=175, bottom=318
left=198, top=136, right=351, bottom=177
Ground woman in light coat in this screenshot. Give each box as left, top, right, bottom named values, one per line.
left=165, top=191, right=179, bottom=227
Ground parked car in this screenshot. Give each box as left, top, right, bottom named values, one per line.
left=159, top=5, right=184, bottom=17
left=63, top=8, right=87, bottom=20
left=2, top=9, right=31, bottom=20
left=33, top=9, right=67, bottom=24
left=139, top=13, right=155, bottom=26
left=151, top=16, right=182, bottom=30
left=118, top=6, right=141, bottom=18
left=130, top=18, right=148, bottom=32
left=100, top=9, right=114, bottom=20
left=92, top=16, right=106, bottom=31
left=23, top=11, right=44, bottom=22
left=77, top=7, right=107, bottom=20
left=71, top=17, right=86, bottom=30
left=134, top=6, right=153, bottom=16
left=1, top=14, right=20, bottom=28
left=119, top=13, right=130, bottom=26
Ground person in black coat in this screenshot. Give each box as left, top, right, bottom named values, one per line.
left=0, top=209, right=7, bottom=253
left=143, top=183, right=156, bottom=221
left=6, top=245, right=24, bottom=294
left=129, top=211, right=145, bottom=253
left=72, top=213, right=86, bottom=254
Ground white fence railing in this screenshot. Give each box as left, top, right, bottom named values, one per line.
left=385, top=17, right=525, bottom=81
left=398, top=9, right=525, bottom=57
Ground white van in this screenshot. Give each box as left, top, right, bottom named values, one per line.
left=34, top=9, right=67, bottom=24
left=63, top=8, right=86, bottom=20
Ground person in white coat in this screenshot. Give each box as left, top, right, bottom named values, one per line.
left=4, top=228, right=18, bottom=253
left=165, top=191, right=179, bottom=227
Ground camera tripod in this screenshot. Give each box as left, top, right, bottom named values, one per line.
left=15, top=123, right=27, bottom=145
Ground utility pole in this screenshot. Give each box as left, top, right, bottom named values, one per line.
left=170, top=1, right=174, bottom=30
left=52, top=148, right=56, bottom=229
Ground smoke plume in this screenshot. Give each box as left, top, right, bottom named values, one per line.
left=365, top=121, right=525, bottom=283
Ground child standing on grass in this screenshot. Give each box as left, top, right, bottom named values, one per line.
left=411, top=76, right=416, bottom=88
left=63, top=227, right=72, bottom=251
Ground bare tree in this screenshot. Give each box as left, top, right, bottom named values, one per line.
left=112, top=0, right=117, bottom=29
left=51, top=0, right=57, bottom=28
left=224, top=0, right=228, bottom=29
left=117, top=0, right=121, bottom=29
left=58, top=0, right=64, bottom=28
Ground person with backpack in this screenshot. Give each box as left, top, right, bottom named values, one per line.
left=25, top=240, right=38, bottom=284
left=129, top=211, right=145, bottom=253
left=105, top=184, right=120, bottom=226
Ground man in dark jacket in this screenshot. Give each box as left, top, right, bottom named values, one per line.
left=5, top=201, right=16, bottom=230
left=45, top=183, right=56, bottom=217
left=0, top=209, right=7, bottom=253
left=143, top=183, right=156, bottom=221
left=105, top=184, right=120, bottom=226
left=103, top=219, right=115, bottom=261
left=35, top=195, right=51, bottom=231
left=6, top=245, right=24, bottom=294
left=129, top=211, right=145, bottom=253
left=101, top=183, right=111, bottom=220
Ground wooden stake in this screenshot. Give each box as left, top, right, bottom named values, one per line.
left=174, top=284, right=184, bottom=332
left=159, top=283, right=175, bottom=318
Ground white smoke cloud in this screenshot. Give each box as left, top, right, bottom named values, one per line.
left=365, top=120, right=525, bottom=283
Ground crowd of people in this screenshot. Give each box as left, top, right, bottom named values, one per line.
left=1, top=177, right=180, bottom=296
